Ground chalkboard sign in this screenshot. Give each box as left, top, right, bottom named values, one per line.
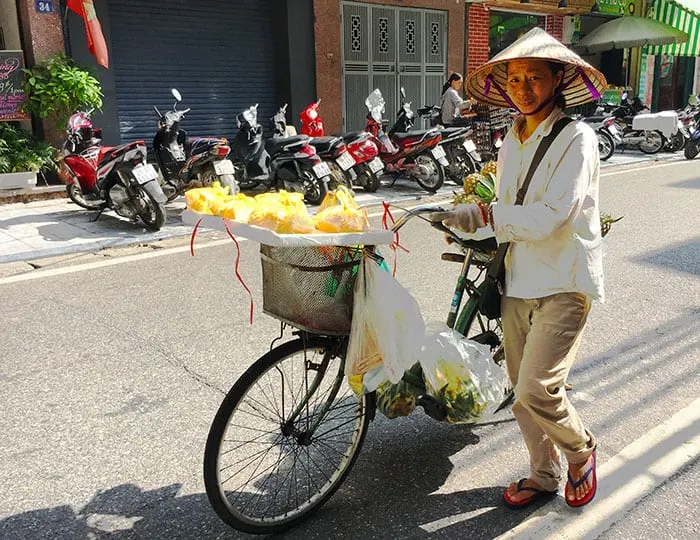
left=0, top=50, right=29, bottom=122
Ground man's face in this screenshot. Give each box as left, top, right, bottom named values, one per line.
left=506, top=60, right=563, bottom=115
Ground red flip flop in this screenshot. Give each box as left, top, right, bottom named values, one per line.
left=565, top=450, right=597, bottom=508
left=503, top=478, right=558, bottom=509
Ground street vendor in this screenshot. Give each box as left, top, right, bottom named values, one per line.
left=432, top=27, right=606, bottom=508
left=440, top=72, right=475, bottom=126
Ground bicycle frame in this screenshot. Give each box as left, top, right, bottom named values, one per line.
left=282, top=204, right=500, bottom=438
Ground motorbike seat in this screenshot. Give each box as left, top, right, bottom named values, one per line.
left=392, top=129, right=438, bottom=144
left=310, top=136, right=343, bottom=155
left=342, top=131, right=371, bottom=144
left=582, top=116, right=607, bottom=123
left=97, top=146, right=117, bottom=162
left=266, top=135, right=310, bottom=155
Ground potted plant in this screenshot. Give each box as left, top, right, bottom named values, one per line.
left=21, top=53, right=103, bottom=130
left=0, top=123, right=57, bottom=189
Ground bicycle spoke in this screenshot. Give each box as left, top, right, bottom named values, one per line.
left=220, top=439, right=283, bottom=477
left=241, top=388, right=282, bottom=421
left=313, top=415, right=364, bottom=441
left=238, top=400, right=280, bottom=424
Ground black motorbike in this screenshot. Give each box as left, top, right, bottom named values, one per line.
left=152, top=89, right=238, bottom=202
left=684, top=107, right=700, bottom=159
left=231, top=103, right=331, bottom=205
left=417, top=104, right=482, bottom=184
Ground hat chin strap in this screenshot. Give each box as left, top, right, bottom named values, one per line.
left=484, top=67, right=601, bottom=116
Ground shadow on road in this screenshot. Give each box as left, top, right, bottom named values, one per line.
left=1, top=416, right=538, bottom=540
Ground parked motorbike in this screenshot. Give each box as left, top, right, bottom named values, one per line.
left=152, top=89, right=237, bottom=202
left=231, top=103, right=331, bottom=204
left=683, top=106, right=700, bottom=159
left=365, top=88, right=447, bottom=192
left=666, top=96, right=700, bottom=152
left=604, top=93, right=665, bottom=154
left=416, top=104, right=481, bottom=184
left=300, top=99, right=384, bottom=192
left=580, top=115, right=616, bottom=161
left=60, top=110, right=167, bottom=231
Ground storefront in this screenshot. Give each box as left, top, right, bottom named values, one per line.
left=60, top=0, right=319, bottom=145
left=644, top=0, right=700, bottom=111
left=315, top=0, right=466, bottom=133
left=489, top=10, right=545, bottom=57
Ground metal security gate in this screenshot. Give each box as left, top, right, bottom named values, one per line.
left=107, top=0, right=277, bottom=143
left=341, top=2, right=447, bottom=131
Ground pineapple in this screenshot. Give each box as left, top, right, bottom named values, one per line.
left=480, top=160, right=497, bottom=177
left=463, top=173, right=484, bottom=195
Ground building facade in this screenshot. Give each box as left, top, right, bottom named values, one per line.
left=4, top=0, right=699, bottom=147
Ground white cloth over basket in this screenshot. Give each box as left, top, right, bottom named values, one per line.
left=632, top=111, right=679, bottom=139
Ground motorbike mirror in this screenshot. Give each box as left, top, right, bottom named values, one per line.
left=171, top=88, right=182, bottom=102
left=621, top=91, right=628, bottom=101
left=400, top=87, right=406, bottom=100
left=281, top=103, right=288, bottom=113
left=153, top=105, right=163, bottom=118
left=689, top=95, right=698, bottom=107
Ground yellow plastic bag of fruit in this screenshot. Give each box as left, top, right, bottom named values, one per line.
left=314, top=186, right=371, bottom=233
left=185, top=182, right=231, bottom=215
left=218, top=194, right=258, bottom=222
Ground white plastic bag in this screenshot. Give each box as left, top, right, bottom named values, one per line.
left=345, top=255, right=425, bottom=384
left=419, top=322, right=507, bottom=424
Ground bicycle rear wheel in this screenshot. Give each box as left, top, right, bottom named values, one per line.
left=203, top=336, right=370, bottom=535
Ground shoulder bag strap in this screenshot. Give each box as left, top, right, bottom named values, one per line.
left=487, top=116, right=575, bottom=279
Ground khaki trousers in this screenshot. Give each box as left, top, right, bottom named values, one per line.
left=502, top=293, right=597, bottom=492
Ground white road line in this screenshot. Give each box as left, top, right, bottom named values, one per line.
left=600, top=158, right=688, bottom=178
left=495, top=396, right=700, bottom=540
left=1, top=156, right=693, bottom=284
left=0, top=204, right=435, bottom=285
left=420, top=507, right=496, bottom=533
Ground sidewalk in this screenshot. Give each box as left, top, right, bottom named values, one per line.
left=0, top=152, right=683, bottom=265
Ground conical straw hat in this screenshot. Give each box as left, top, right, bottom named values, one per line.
left=465, top=27, right=607, bottom=109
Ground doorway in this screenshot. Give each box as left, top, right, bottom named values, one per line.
left=341, top=2, right=447, bottom=131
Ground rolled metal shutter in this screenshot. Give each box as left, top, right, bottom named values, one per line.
left=107, top=0, right=278, bottom=143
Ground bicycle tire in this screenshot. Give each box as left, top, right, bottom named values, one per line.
left=203, top=336, right=370, bottom=535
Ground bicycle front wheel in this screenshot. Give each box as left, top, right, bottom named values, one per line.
left=203, top=336, right=370, bottom=535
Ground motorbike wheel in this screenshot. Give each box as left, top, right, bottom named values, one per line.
left=639, top=131, right=664, bottom=154
left=451, top=149, right=479, bottom=183
left=233, top=161, right=260, bottom=191
left=365, top=171, right=381, bottom=192
left=413, top=153, right=444, bottom=193
left=66, top=183, right=102, bottom=210
left=302, top=172, right=329, bottom=205
left=684, top=139, right=700, bottom=160
left=597, top=130, right=615, bottom=161
left=328, top=162, right=351, bottom=190
left=665, top=131, right=686, bottom=153
left=201, top=164, right=239, bottom=195
left=136, top=187, right=166, bottom=231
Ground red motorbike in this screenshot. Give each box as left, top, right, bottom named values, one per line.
left=59, top=111, right=167, bottom=231
left=364, top=88, right=447, bottom=193
left=300, top=99, right=384, bottom=192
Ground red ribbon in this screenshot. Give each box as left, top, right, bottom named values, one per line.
left=381, top=202, right=410, bottom=276
left=190, top=217, right=204, bottom=257
left=223, top=220, right=254, bottom=325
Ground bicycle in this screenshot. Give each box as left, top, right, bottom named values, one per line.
left=202, top=205, right=511, bottom=535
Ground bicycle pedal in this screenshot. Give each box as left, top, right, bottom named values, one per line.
left=441, top=252, right=466, bottom=263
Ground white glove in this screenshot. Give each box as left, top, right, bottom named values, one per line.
left=431, top=203, right=487, bottom=233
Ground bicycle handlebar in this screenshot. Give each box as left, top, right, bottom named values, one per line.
left=387, top=204, right=498, bottom=252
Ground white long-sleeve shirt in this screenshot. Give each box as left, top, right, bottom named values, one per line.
left=491, top=108, right=605, bottom=302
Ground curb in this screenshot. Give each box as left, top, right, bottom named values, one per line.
left=0, top=185, right=67, bottom=205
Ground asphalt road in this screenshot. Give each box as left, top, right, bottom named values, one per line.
left=1, top=159, right=698, bottom=539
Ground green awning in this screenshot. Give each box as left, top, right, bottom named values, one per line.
left=647, top=0, right=700, bottom=56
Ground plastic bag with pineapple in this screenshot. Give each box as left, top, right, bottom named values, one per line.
left=419, top=322, right=507, bottom=424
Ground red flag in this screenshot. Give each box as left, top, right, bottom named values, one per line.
left=66, top=0, right=109, bottom=69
